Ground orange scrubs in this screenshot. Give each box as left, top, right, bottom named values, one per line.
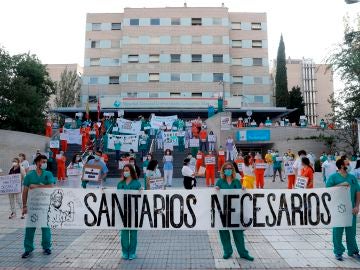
left=300, top=166, right=314, bottom=188
left=205, top=154, right=216, bottom=186
left=217, top=150, right=225, bottom=172
left=195, top=152, right=204, bottom=172
left=45, top=121, right=52, bottom=137
left=56, top=155, right=66, bottom=180
left=254, top=159, right=265, bottom=189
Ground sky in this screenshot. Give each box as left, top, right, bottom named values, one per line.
left=0, top=0, right=358, bottom=91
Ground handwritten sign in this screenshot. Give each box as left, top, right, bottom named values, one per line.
left=149, top=178, right=165, bottom=190
left=190, top=139, right=199, bottom=147
left=49, top=140, right=60, bottom=149
left=285, top=162, right=295, bottom=175
left=237, top=163, right=244, bottom=172
left=205, top=156, right=216, bottom=165
left=208, top=135, right=216, bottom=142
left=0, top=174, right=21, bottom=194
left=67, top=168, right=81, bottom=176
left=218, top=150, right=225, bottom=156
left=82, top=165, right=102, bottom=182
left=255, top=163, right=267, bottom=169
left=295, top=176, right=308, bottom=189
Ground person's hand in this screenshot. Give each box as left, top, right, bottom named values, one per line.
left=22, top=206, right=28, bottom=215
left=352, top=206, right=359, bottom=215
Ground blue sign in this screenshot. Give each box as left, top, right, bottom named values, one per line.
left=246, top=130, right=270, bottom=141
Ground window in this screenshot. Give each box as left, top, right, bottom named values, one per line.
left=232, top=58, right=242, bottom=65
left=252, top=40, right=262, bottom=48
left=171, top=73, right=180, bottom=81
left=91, top=40, right=100, bottom=48
left=92, top=23, right=101, bottom=31
left=150, top=37, right=160, bottom=44
left=128, top=74, right=138, bottom=82
left=232, top=40, right=242, bottom=48
left=192, top=92, right=202, bottom=97
left=171, top=18, right=181, bottom=25
left=254, top=96, right=264, bottom=103
left=171, top=54, right=181, bottom=63
left=254, top=77, right=263, bottom=84
left=231, top=22, right=241, bottom=30
left=149, top=93, right=159, bottom=98
left=253, top=58, right=263, bottom=66
left=127, top=92, right=138, bottom=98
left=109, top=76, right=119, bottom=84
left=213, top=36, right=222, bottom=44
left=170, top=92, right=181, bottom=97
left=191, top=18, right=202, bottom=26
left=213, top=54, right=223, bottom=63
left=251, top=23, right=262, bottom=30
left=213, top=18, right=222, bottom=25
left=232, top=76, right=243, bottom=84
left=88, top=96, right=98, bottom=103
left=213, top=73, right=223, bottom=82
left=130, top=19, right=139, bottom=25
left=192, top=73, right=202, bottom=81
left=128, top=55, right=139, bottom=63
left=171, top=36, right=180, bottom=44
left=192, top=36, right=201, bottom=44
left=150, top=18, right=160, bottom=25
left=111, top=23, right=121, bottom=30
left=149, top=54, right=160, bottom=63
left=192, top=54, right=202, bottom=62
left=149, top=73, right=160, bottom=82
left=90, top=58, right=100, bottom=66
left=89, top=77, right=98, bottom=84
left=129, top=37, right=138, bottom=44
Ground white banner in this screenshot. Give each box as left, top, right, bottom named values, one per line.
left=26, top=187, right=352, bottom=230
left=149, top=178, right=164, bottom=190
left=108, top=134, right=139, bottom=152
left=150, top=115, right=178, bottom=129
left=295, top=176, right=308, bottom=189
left=64, top=128, right=81, bottom=145
left=220, top=116, right=231, bottom=131
left=49, top=140, right=59, bottom=149
left=0, top=174, right=21, bottom=194
left=163, top=132, right=179, bottom=146
left=190, top=139, right=199, bottom=147
left=116, top=118, right=142, bottom=135
left=60, top=133, right=69, bottom=141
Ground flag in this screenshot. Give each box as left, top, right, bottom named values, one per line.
left=97, top=96, right=101, bottom=120
left=85, top=102, right=90, bottom=120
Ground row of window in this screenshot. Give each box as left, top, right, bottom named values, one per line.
left=90, top=20, right=263, bottom=30
left=87, top=56, right=264, bottom=66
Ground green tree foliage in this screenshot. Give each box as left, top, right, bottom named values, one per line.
left=55, top=68, right=81, bottom=108
left=288, top=86, right=305, bottom=124
left=0, top=47, right=54, bottom=134
left=275, top=34, right=289, bottom=107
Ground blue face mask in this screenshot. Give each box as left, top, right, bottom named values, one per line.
left=123, top=172, right=131, bottom=178
left=224, top=169, right=232, bottom=177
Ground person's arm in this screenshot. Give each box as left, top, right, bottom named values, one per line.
left=352, top=192, right=360, bottom=215
left=22, top=186, right=29, bottom=215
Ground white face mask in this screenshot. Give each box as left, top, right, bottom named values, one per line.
left=12, top=162, right=18, bottom=167
left=41, top=163, right=47, bottom=170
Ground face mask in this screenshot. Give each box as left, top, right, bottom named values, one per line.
left=12, top=162, right=18, bottom=167
left=41, top=163, right=47, bottom=170
left=95, top=156, right=100, bottom=161
left=188, top=156, right=192, bottom=159
left=123, top=172, right=131, bottom=178
left=224, top=169, right=232, bottom=176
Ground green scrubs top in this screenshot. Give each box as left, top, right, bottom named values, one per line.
left=215, top=178, right=242, bottom=189
left=23, top=169, right=56, bottom=187
left=117, top=179, right=141, bottom=190
left=326, top=172, right=360, bottom=207
left=272, top=156, right=282, bottom=169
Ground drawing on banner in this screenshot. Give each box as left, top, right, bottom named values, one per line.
left=295, top=176, right=308, bottom=189
left=149, top=178, right=165, bottom=190
left=0, top=174, right=22, bottom=194
left=49, top=140, right=60, bottom=149
left=189, top=138, right=199, bottom=147
left=47, top=189, right=74, bottom=228
left=220, top=116, right=231, bottom=131
left=82, top=165, right=102, bottom=181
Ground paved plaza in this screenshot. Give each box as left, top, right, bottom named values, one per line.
left=0, top=174, right=359, bottom=269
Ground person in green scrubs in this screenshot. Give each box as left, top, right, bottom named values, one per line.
left=215, top=162, right=254, bottom=261
left=326, top=158, right=360, bottom=261
left=118, top=164, right=142, bottom=260
left=142, top=154, right=151, bottom=188
left=21, top=155, right=56, bottom=258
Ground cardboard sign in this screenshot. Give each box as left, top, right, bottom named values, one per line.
left=49, top=140, right=60, bottom=149
left=82, top=165, right=102, bottom=182
left=237, top=163, right=244, bottom=172
left=190, top=139, right=200, bottom=147
left=60, top=133, right=69, bottom=141
left=0, top=174, right=21, bottom=194
left=255, top=163, right=267, bottom=169
left=205, top=156, right=216, bottom=165
left=149, top=178, right=165, bottom=190
left=67, top=168, right=81, bottom=176
left=295, top=176, right=308, bottom=189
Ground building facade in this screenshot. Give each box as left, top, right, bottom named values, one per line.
left=81, top=6, right=275, bottom=115
left=284, top=58, right=334, bottom=125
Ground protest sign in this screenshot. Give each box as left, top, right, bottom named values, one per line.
left=67, top=168, right=81, bottom=176
left=208, top=135, right=216, bottom=142
left=237, top=163, right=244, bottom=172
left=163, top=132, right=179, bottom=146
left=49, top=140, right=60, bottom=149
left=205, top=156, right=216, bottom=165
left=0, top=174, right=21, bottom=194
left=295, top=176, right=308, bottom=189
left=82, top=165, right=102, bottom=182
left=149, top=178, right=165, bottom=190
left=255, top=163, right=267, bottom=169
left=150, top=115, right=178, bottom=129
left=64, top=128, right=82, bottom=145
left=60, top=133, right=69, bottom=141
left=108, top=135, right=139, bottom=152
left=190, top=139, right=199, bottom=147
left=163, top=142, right=173, bottom=151
left=26, top=187, right=352, bottom=230
left=220, top=116, right=231, bottom=131
left=284, top=161, right=295, bottom=175
left=116, top=118, right=142, bottom=135
left=218, top=150, right=225, bottom=156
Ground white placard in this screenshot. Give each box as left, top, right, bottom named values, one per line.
left=108, top=135, right=139, bottom=152
left=67, top=168, right=81, bottom=176
left=218, top=150, right=225, bottom=155
left=82, top=165, right=102, bottom=182
left=255, top=163, right=267, bottom=169
left=150, top=115, right=178, bottom=129
left=284, top=161, right=295, bottom=175
left=237, top=163, right=244, bottom=172
left=189, top=139, right=200, bottom=147
left=295, top=176, right=308, bottom=189
left=205, top=156, right=216, bottom=165
left=220, top=116, right=232, bottom=131
left=0, top=174, right=21, bottom=194
left=64, top=128, right=81, bottom=145
left=116, top=118, right=142, bottom=135
left=149, top=178, right=164, bottom=190
left=60, top=133, right=69, bottom=141
left=208, top=135, right=216, bottom=142
left=196, top=154, right=203, bottom=160
left=26, top=187, right=352, bottom=230
left=49, top=140, right=60, bottom=149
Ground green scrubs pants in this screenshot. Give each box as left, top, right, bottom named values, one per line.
left=24, top=227, right=51, bottom=252
left=120, top=230, right=137, bottom=256
left=82, top=181, right=88, bottom=188
left=191, top=147, right=199, bottom=157
left=178, top=138, right=185, bottom=152
left=219, top=230, right=249, bottom=258
left=333, top=215, right=359, bottom=256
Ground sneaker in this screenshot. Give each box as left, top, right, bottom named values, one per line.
left=9, top=212, right=15, bottom=219
left=350, top=253, right=360, bottom=259
left=43, top=249, right=52, bottom=255
left=129, top=254, right=136, bottom=260
left=335, top=254, right=343, bottom=261
left=240, top=254, right=254, bottom=261
left=21, top=251, right=31, bottom=258
left=122, top=254, right=129, bottom=260
left=21, top=215, right=25, bottom=219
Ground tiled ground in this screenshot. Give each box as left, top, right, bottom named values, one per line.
left=0, top=174, right=359, bottom=269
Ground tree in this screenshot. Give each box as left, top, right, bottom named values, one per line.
left=275, top=34, right=289, bottom=107
left=54, top=68, right=81, bottom=108
left=0, top=47, right=55, bottom=134
left=288, top=86, right=305, bottom=124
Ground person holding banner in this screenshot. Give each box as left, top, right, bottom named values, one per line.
left=300, top=157, right=314, bottom=188
left=326, top=158, right=360, bottom=261
left=205, top=151, right=216, bottom=187
left=217, top=146, right=226, bottom=172
left=145, top=160, right=161, bottom=190
left=56, top=151, right=66, bottom=181
left=254, top=153, right=265, bottom=189
left=118, top=164, right=142, bottom=260
left=21, top=155, right=55, bottom=258
left=8, top=158, right=25, bottom=219
left=163, top=149, right=174, bottom=187
left=215, top=162, right=254, bottom=261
